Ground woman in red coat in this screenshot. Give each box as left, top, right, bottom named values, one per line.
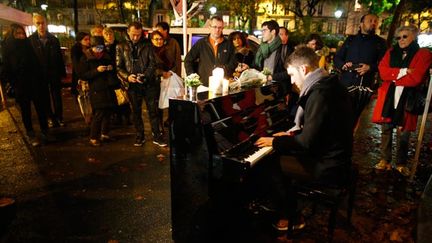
left=372, top=25, right=432, bottom=173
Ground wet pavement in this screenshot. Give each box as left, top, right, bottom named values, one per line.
left=0, top=90, right=172, bottom=243
left=1, top=89, right=432, bottom=242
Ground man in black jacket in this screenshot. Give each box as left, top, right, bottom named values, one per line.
left=116, top=22, right=166, bottom=147
left=184, top=16, right=237, bottom=86
left=334, top=13, right=386, bottom=121
left=255, top=46, right=354, bottom=229
left=29, top=14, right=66, bottom=128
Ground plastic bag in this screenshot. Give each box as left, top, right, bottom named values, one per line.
left=159, top=72, right=185, bottom=109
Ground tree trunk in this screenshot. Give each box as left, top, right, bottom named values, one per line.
left=248, top=4, right=257, bottom=33
left=386, top=0, right=406, bottom=47
left=73, top=0, right=78, bottom=33
left=118, top=0, right=126, bottom=23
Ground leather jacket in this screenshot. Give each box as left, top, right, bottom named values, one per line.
left=116, top=37, right=156, bottom=89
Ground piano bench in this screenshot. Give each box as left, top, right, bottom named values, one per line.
left=291, top=166, right=358, bottom=242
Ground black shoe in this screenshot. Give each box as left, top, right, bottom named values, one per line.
left=134, top=137, right=145, bottom=147
left=153, top=135, right=167, bottom=147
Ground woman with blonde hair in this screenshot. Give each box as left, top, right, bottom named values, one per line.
left=372, top=25, right=432, bottom=173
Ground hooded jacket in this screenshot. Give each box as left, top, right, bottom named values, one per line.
left=76, top=49, right=117, bottom=109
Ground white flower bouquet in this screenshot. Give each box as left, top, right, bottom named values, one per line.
left=184, top=73, right=202, bottom=87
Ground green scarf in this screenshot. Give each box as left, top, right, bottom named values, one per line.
left=389, top=41, right=419, bottom=68
left=254, top=36, right=282, bottom=69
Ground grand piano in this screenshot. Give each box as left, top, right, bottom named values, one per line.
left=169, top=83, right=292, bottom=242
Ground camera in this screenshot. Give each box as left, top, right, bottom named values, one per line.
left=136, top=73, right=146, bottom=83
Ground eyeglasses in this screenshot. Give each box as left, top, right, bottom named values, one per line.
left=395, top=35, right=408, bottom=40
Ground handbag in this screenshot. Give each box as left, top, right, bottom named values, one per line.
left=405, top=81, right=431, bottom=115
left=114, top=88, right=129, bottom=106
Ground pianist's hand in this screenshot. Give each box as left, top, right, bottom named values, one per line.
left=255, top=137, right=273, bottom=147
left=273, top=131, right=290, bottom=137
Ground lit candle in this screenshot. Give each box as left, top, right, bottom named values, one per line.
left=212, top=68, right=224, bottom=94
left=222, top=79, right=229, bottom=95
left=213, top=68, right=224, bottom=80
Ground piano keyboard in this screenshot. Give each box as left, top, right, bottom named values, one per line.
left=244, top=146, right=273, bottom=166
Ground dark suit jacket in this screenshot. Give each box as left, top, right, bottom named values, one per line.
left=29, top=32, right=66, bottom=87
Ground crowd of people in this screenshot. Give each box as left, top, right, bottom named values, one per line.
left=1, top=12, right=431, bottom=234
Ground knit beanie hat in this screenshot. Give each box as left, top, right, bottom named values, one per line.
left=90, top=36, right=105, bottom=47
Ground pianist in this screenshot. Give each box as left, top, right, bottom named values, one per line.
left=255, top=46, right=354, bottom=230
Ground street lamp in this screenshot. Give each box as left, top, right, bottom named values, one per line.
left=334, top=9, right=343, bottom=19
left=41, top=3, right=48, bottom=11
left=209, top=6, right=217, bottom=15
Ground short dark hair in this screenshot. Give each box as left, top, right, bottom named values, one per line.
left=128, top=21, right=143, bottom=30
left=76, top=31, right=90, bottom=42
left=210, top=16, right=223, bottom=22
left=286, top=45, right=319, bottom=69
left=279, top=27, right=289, bottom=35
left=156, top=21, right=170, bottom=33
left=262, top=20, right=279, bottom=35
left=151, top=30, right=163, bottom=39
left=304, top=33, right=324, bottom=50
left=360, top=13, right=378, bottom=23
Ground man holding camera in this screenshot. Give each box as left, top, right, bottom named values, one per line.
left=334, top=14, right=386, bottom=123
left=116, top=22, right=166, bottom=147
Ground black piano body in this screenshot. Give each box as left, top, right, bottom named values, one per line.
left=169, top=83, right=292, bottom=242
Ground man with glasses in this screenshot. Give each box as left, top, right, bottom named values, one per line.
left=184, top=16, right=237, bottom=86
left=253, top=20, right=284, bottom=71
left=116, top=22, right=166, bottom=147
left=29, top=13, right=66, bottom=129
left=334, top=13, right=386, bottom=122
left=244, top=21, right=292, bottom=96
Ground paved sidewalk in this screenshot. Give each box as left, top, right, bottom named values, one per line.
left=0, top=107, right=45, bottom=197
left=0, top=92, right=172, bottom=243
